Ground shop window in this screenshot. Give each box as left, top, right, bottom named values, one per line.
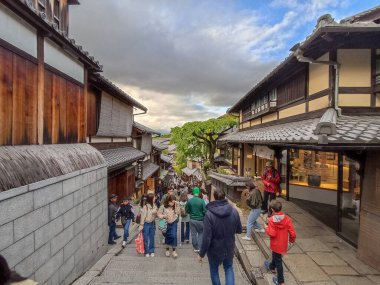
left=289, top=149, right=338, bottom=190
left=339, top=156, right=361, bottom=244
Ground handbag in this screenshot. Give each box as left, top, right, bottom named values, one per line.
left=158, top=207, right=168, bottom=233
left=135, top=232, right=145, bottom=254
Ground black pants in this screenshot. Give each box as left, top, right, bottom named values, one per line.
left=270, top=251, right=284, bottom=284
left=262, top=191, right=276, bottom=215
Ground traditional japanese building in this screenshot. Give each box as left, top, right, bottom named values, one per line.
left=221, top=7, right=380, bottom=270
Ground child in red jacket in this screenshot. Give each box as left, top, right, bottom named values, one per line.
left=264, top=200, right=296, bottom=285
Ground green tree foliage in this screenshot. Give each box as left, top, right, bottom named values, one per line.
left=170, top=115, right=237, bottom=170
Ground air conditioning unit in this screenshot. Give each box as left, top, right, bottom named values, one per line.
left=270, top=101, right=277, bottom=108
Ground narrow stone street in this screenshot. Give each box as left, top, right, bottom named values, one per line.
left=74, top=224, right=251, bottom=285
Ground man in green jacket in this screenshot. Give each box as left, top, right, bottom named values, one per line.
left=185, top=187, right=207, bottom=252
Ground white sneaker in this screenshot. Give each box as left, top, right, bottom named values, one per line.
left=172, top=251, right=178, bottom=258
left=165, top=250, right=170, bottom=257
left=162, top=238, right=165, bottom=244
left=241, top=236, right=252, bottom=241
left=255, top=228, right=265, bottom=233
left=150, top=253, right=155, bottom=257
left=145, top=254, right=150, bottom=257
left=122, top=241, right=126, bottom=248
left=193, top=249, right=200, bottom=253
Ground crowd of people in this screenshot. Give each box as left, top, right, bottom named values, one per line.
left=107, top=161, right=296, bottom=285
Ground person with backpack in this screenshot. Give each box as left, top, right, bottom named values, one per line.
left=198, top=188, right=242, bottom=285
left=138, top=192, right=158, bottom=257
left=261, top=161, right=281, bottom=216
left=242, top=181, right=265, bottom=241
left=179, top=192, right=190, bottom=243
left=118, top=196, right=135, bottom=248
left=157, top=195, right=180, bottom=258
left=264, top=200, right=296, bottom=285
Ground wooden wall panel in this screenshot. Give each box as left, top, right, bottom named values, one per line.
left=0, top=47, right=13, bottom=145
left=44, top=70, right=53, bottom=144
left=277, top=72, right=306, bottom=106
left=58, top=76, right=67, bottom=143
left=12, top=55, right=26, bottom=145
left=25, top=61, right=38, bottom=144
left=43, top=70, right=84, bottom=144
left=87, top=89, right=98, bottom=136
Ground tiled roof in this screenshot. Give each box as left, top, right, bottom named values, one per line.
left=100, top=147, right=145, bottom=172
left=133, top=122, right=161, bottom=136
left=208, top=172, right=251, bottom=187
left=153, top=141, right=168, bottom=151
left=341, top=5, right=380, bottom=23
left=182, top=167, right=200, bottom=177
left=220, top=109, right=380, bottom=146
left=142, top=161, right=160, bottom=181
left=160, top=154, right=173, bottom=164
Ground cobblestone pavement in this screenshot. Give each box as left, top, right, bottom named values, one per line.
left=73, top=223, right=251, bottom=285
left=238, top=197, right=380, bottom=285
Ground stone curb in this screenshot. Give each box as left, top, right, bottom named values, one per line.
left=71, top=223, right=140, bottom=285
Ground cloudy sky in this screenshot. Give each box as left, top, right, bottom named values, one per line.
left=70, top=0, right=379, bottom=133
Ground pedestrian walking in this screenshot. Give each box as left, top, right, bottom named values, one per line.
left=261, top=161, right=281, bottom=216
left=139, top=192, right=158, bottom=257
left=202, top=189, right=209, bottom=205
left=199, top=188, right=242, bottom=285
left=0, top=255, right=38, bottom=285
left=264, top=200, right=296, bottom=285
left=242, top=181, right=265, bottom=241
left=108, top=194, right=121, bottom=245
left=118, top=196, right=135, bottom=248
left=160, top=186, right=175, bottom=205
left=179, top=192, right=190, bottom=243
left=158, top=195, right=180, bottom=258
left=185, top=187, right=207, bottom=252
left=155, top=179, right=164, bottom=208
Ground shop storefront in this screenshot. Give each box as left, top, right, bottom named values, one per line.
left=287, top=148, right=361, bottom=245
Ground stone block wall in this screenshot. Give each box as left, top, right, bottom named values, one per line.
left=0, top=164, right=109, bottom=285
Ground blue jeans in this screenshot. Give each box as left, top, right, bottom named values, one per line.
left=270, top=252, right=284, bottom=284
left=190, top=219, right=203, bottom=250
left=209, top=257, right=235, bottom=285
left=165, top=220, right=178, bottom=248
left=143, top=222, right=155, bottom=254
left=181, top=222, right=190, bottom=242
left=123, top=219, right=132, bottom=242
left=246, top=208, right=262, bottom=237
left=108, top=223, right=117, bottom=243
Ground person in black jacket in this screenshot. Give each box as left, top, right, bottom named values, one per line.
left=199, top=188, right=242, bottom=285
left=108, top=194, right=121, bottom=245
left=118, top=196, right=135, bottom=248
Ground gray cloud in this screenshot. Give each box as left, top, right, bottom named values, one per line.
left=69, top=0, right=356, bottom=131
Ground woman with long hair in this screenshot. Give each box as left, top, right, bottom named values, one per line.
left=179, top=192, right=190, bottom=243
left=138, top=192, right=158, bottom=257
left=158, top=195, right=180, bottom=258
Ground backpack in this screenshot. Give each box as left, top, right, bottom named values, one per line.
left=180, top=204, right=187, bottom=217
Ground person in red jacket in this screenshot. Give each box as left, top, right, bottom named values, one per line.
left=265, top=200, right=296, bottom=285
left=261, top=161, right=281, bottom=216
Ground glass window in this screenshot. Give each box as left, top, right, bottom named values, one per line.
left=289, top=149, right=338, bottom=190
left=339, top=156, right=361, bottom=244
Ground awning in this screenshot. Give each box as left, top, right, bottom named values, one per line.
left=182, top=167, right=199, bottom=177
left=160, top=154, right=173, bottom=164
left=100, top=147, right=145, bottom=172
left=220, top=108, right=380, bottom=146
left=208, top=171, right=251, bottom=187
left=142, top=161, right=160, bottom=181
left=253, top=145, right=275, bottom=160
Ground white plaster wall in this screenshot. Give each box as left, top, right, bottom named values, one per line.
left=44, top=39, right=84, bottom=83
left=0, top=4, right=37, bottom=57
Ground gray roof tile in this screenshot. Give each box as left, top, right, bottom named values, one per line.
left=100, top=147, right=145, bottom=171
left=142, top=161, right=160, bottom=181
left=220, top=110, right=380, bottom=145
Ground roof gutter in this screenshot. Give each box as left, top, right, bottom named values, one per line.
left=294, top=48, right=341, bottom=116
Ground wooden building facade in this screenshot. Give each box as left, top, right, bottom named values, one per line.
left=221, top=9, right=380, bottom=271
